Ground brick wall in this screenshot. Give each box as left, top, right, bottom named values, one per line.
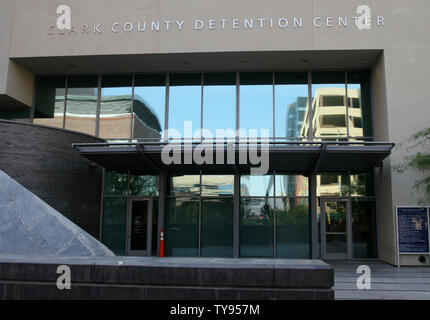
left=0, top=120, right=104, bottom=238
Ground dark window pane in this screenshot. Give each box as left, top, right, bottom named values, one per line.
left=169, top=175, right=200, bottom=196
left=33, top=76, right=66, bottom=128
left=276, top=198, right=310, bottom=258
left=240, top=198, right=274, bottom=257
left=104, top=171, right=129, bottom=196
left=133, top=74, right=165, bottom=141
left=0, top=109, right=30, bottom=122
left=152, top=198, right=159, bottom=255
left=99, top=75, right=132, bottom=140
left=352, top=199, right=377, bottom=258
left=350, top=172, right=375, bottom=197
left=240, top=175, right=274, bottom=197
left=347, top=71, right=372, bottom=137
left=201, top=198, right=234, bottom=257
left=165, top=198, right=199, bottom=256
left=102, top=197, right=127, bottom=255
left=65, top=76, right=98, bottom=135
left=201, top=175, right=234, bottom=197
left=130, top=175, right=159, bottom=196
left=275, top=175, right=309, bottom=197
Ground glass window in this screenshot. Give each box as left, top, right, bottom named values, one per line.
left=239, top=72, right=273, bottom=138
left=33, top=76, right=66, bottom=128
left=311, top=72, right=347, bottom=139
left=133, top=74, right=166, bottom=141
left=99, top=75, right=132, bottom=140
left=130, top=175, right=159, bottom=196
left=201, top=175, right=234, bottom=197
left=168, top=73, right=201, bottom=139
left=352, top=199, right=377, bottom=258
left=240, top=175, right=274, bottom=197
left=0, top=109, right=31, bottom=122
left=202, top=73, right=236, bottom=139
left=169, top=174, right=200, bottom=196
left=317, top=174, right=349, bottom=197
left=201, top=198, right=234, bottom=257
left=165, top=198, right=199, bottom=256
left=350, top=172, right=375, bottom=197
left=104, top=171, right=129, bottom=196
left=102, top=197, right=127, bottom=255
left=347, top=71, right=372, bottom=138
left=276, top=198, right=310, bottom=258
left=274, top=72, right=309, bottom=138
left=65, top=76, right=98, bottom=135
left=275, top=175, right=309, bottom=197
left=240, top=198, right=274, bottom=257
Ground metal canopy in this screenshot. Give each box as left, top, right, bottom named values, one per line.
left=73, top=141, right=394, bottom=175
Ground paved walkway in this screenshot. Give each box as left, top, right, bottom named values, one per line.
left=328, top=260, right=430, bottom=300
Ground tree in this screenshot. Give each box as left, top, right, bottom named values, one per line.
left=393, top=127, right=430, bottom=205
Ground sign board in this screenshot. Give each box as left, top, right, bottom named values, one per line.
left=396, top=206, right=430, bottom=267
left=397, top=207, right=429, bottom=253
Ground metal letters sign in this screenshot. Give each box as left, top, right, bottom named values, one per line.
left=397, top=207, right=429, bottom=253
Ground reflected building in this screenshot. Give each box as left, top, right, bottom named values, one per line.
left=34, top=93, right=162, bottom=141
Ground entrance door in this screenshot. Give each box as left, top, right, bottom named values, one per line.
left=321, top=198, right=351, bottom=260
left=127, top=199, right=153, bottom=256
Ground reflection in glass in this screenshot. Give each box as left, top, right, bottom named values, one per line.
left=133, top=74, right=165, bottom=141
left=130, top=175, right=159, bottom=196
left=65, top=76, right=98, bottom=135
left=240, top=175, right=274, bottom=197
left=33, top=76, right=66, bottom=128
left=310, top=72, right=347, bottom=139
left=169, top=175, right=200, bottom=196
left=201, top=198, right=234, bottom=257
left=317, top=174, right=349, bottom=197
left=352, top=199, right=377, bottom=258
left=275, top=175, right=309, bottom=197
left=102, top=197, right=127, bottom=255
left=325, top=200, right=347, bottom=254
left=168, top=74, right=201, bottom=139
left=350, top=172, right=374, bottom=197
left=104, top=171, right=129, bottom=196
left=201, top=175, right=234, bottom=197
left=240, top=198, right=274, bottom=257
left=202, top=73, right=236, bottom=139
left=165, top=198, right=199, bottom=256
left=99, top=75, right=132, bottom=140
left=276, top=198, right=310, bottom=258
left=347, top=71, right=372, bottom=138
left=274, top=72, right=309, bottom=138
left=239, top=72, right=273, bottom=138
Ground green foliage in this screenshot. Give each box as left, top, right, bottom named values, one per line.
left=393, top=127, right=430, bottom=205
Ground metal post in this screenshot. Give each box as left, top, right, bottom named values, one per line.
left=234, top=172, right=240, bottom=258
left=310, top=174, right=318, bottom=259
left=157, top=171, right=167, bottom=256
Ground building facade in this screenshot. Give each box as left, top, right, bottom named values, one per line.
left=0, top=0, right=429, bottom=266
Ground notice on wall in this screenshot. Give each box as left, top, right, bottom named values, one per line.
left=397, top=207, right=429, bottom=253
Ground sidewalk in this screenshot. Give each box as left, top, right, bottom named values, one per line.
left=329, top=260, right=430, bottom=300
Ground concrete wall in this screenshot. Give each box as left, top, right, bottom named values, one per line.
left=0, top=0, right=34, bottom=108
left=0, top=120, right=104, bottom=238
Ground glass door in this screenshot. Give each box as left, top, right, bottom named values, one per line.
left=127, top=199, right=153, bottom=256
left=321, top=198, right=351, bottom=260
